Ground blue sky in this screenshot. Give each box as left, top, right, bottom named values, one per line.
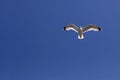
left=0, top=0, right=120, bottom=80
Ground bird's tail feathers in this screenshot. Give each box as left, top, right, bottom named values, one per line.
left=78, top=35, right=84, bottom=39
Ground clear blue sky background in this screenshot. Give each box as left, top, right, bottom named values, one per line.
left=0, top=0, right=120, bottom=80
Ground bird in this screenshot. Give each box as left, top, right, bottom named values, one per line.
left=64, top=24, right=102, bottom=39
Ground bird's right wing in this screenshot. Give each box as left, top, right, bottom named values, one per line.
left=82, top=24, right=102, bottom=33
left=64, top=24, right=78, bottom=33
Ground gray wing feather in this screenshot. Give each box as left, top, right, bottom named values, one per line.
left=82, top=24, right=102, bottom=33
left=64, top=24, right=78, bottom=33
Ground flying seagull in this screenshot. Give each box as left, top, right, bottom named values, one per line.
left=64, top=24, right=102, bottom=39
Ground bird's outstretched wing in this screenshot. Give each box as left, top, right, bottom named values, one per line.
left=64, top=24, right=78, bottom=33
left=82, top=24, right=102, bottom=33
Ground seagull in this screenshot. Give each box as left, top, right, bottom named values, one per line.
left=64, top=24, right=102, bottom=39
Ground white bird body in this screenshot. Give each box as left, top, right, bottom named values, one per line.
left=78, top=27, right=84, bottom=39
left=64, top=24, right=102, bottom=39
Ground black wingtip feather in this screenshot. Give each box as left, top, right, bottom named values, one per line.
left=64, top=27, right=66, bottom=30
left=98, top=27, right=102, bottom=31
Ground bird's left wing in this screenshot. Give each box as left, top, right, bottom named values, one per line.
left=82, top=24, right=102, bottom=33
left=64, top=24, right=78, bottom=33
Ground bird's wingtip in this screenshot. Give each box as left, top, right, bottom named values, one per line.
left=64, top=27, right=66, bottom=30
left=98, top=27, right=102, bottom=31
